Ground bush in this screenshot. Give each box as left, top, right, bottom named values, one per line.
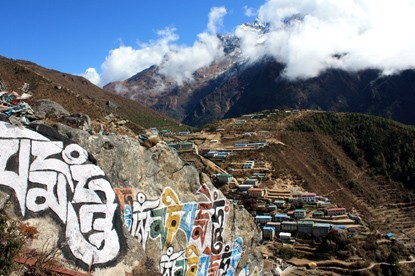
left=0, top=211, right=25, bottom=275
left=275, top=244, right=294, bottom=260
left=19, top=222, right=39, bottom=240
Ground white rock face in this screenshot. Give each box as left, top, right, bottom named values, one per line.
left=0, top=121, right=127, bottom=271
left=0, top=121, right=262, bottom=274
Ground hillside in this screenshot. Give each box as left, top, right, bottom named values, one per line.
left=0, top=55, right=185, bottom=131
left=223, top=111, right=415, bottom=231
left=289, top=112, right=415, bottom=188
left=167, top=110, right=415, bottom=265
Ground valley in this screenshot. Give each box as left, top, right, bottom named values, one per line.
left=2, top=56, right=415, bottom=275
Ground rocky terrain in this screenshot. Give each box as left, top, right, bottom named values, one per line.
left=0, top=55, right=184, bottom=131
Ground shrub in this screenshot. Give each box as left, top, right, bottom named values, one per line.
left=277, top=245, right=294, bottom=260
left=0, top=211, right=25, bottom=275
left=19, top=222, right=39, bottom=240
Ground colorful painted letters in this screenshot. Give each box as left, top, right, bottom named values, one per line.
left=0, top=122, right=260, bottom=274
left=115, top=184, right=245, bottom=276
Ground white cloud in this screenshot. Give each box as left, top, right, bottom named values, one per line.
left=82, top=27, right=178, bottom=86
left=81, top=67, right=101, bottom=85
left=207, top=6, right=227, bottom=34
left=236, top=0, right=415, bottom=79
left=114, top=83, right=129, bottom=94
left=243, top=6, right=257, bottom=17
left=158, top=7, right=226, bottom=85
left=83, top=0, right=415, bottom=87
left=99, top=27, right=178, bottom=85
left=159, top=33, right=224, bottom=85
left=84, top=7, right=226, bottom=87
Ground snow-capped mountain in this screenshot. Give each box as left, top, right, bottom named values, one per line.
left=104, top=19, right=415, bottom=126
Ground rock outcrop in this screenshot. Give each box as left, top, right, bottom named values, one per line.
left=0, top=120, right=263, bottom=275
left=31, top=99, right=71, bottom=119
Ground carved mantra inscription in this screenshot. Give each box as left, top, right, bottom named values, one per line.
left=115, top=185, right=250, bottom=276
left=0, top=122, right=121, bottom=266
left=0, top=122, right=261, bottom=274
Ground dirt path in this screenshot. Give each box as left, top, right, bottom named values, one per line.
left=274, top=111, right=314, bottom=131
left=285, top=257, right=415, bottom=274
left=354, top=258, right=415, bottom=272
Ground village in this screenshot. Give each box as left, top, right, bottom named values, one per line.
left=140, top=110, right=390, bottom=274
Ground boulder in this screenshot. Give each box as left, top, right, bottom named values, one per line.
left=31, top=99, right=70, bottom=118
left=62, top=113, right=92, bottom=132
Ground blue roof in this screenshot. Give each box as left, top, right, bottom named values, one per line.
left=282, top=221, right=297, bottom=224
left=386, top=232, right=394, bottom=237
left=314, top=223, right=331, bottom=228
left=298, top=220, right=314, bottom=225
left=334, top=225, right=347, bottom=229
left=314, top=211, right=325, bottom=214
left=263, top=226, right=275, bottom=231
left=256, top=215, right=272, bottom=219
left=275, top=214, right=289, bottom=217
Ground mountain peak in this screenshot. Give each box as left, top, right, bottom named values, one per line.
left=239, top=18, right=270, bottom=34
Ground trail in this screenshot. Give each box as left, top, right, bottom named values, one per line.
left=284, top=256, right=415, bottom=275
left=274, top=110, right=313, bottom=131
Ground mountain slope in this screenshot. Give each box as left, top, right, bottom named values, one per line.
left=103, top=22, right=415, bottom=127
left=207, top=110, right=415, bottom=248
left=289, top=112, right=415, bottom=187
left=105, top=55, right=415, bottom=127
left=0, top=55, right=184, bottom=130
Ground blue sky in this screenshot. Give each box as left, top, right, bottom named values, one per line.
left=2, top=0, right=264, bottom=75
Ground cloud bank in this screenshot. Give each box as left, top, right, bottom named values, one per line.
left=237, top=0, right=415, bottom=79
left=83, top=0, right=415, bottom=86
left=83, top=7, right=226, bottom=86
